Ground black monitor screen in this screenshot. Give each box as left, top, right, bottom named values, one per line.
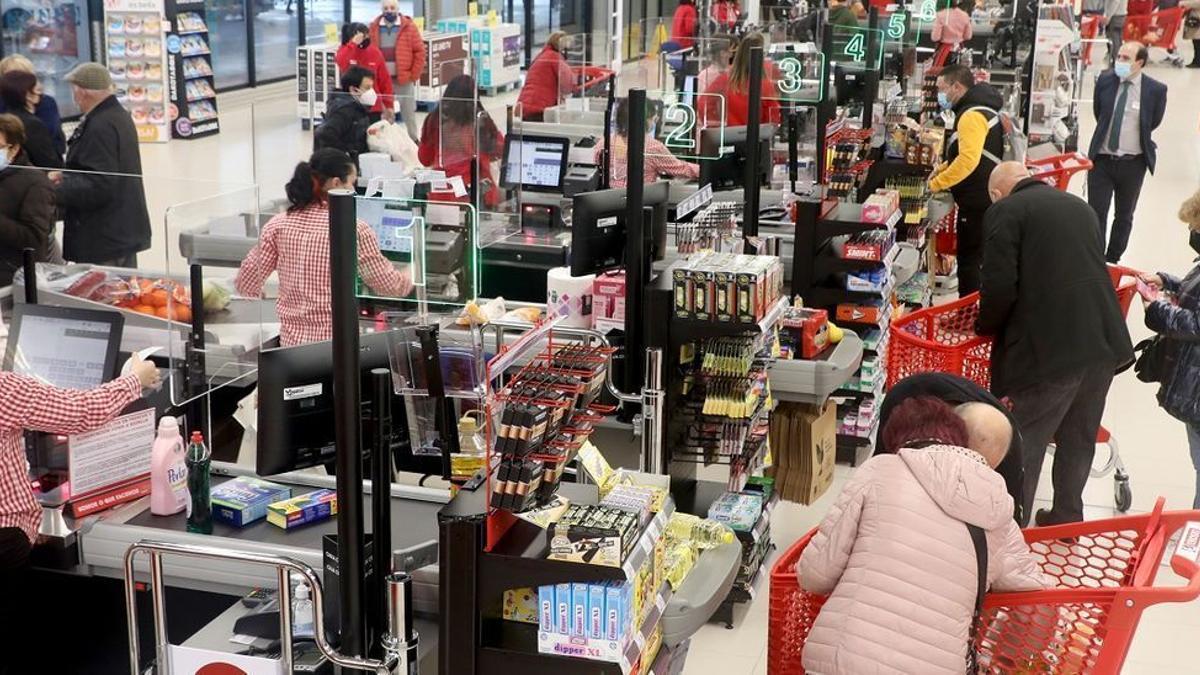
left=3, top=304, right=123, bottom=389
left=501, top=135, right=571, bottom=191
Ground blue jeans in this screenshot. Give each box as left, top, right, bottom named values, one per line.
left=1186, top=423, right=1200, bottom=510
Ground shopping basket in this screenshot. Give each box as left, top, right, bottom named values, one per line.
left=767, top=498, right=1200, bottom=674
left=1027, top=152, right=1094, bottom=192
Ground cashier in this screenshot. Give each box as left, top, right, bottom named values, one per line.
left=516, top=32, right=578, bottom=121
left=234, top=149, right=414, bottom=347
left=0, top=353, right=159, bottom=667
left=597, top=97, right=699, bottom=188
left=699, top=32, right=779, bottom=127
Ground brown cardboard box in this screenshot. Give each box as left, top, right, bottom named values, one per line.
left=769, top=401, right=836, bottom=504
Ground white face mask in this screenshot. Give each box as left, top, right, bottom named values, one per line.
left=358, top=87, right=378, bottom=107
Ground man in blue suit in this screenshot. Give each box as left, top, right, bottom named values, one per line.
left=1087, top=41, right=1168, bottom=263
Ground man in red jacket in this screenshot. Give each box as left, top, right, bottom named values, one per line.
left=370, top=0, right=425, bottom=141
left=516, top=32, right=577, bottom=121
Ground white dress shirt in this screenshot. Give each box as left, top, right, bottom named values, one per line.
left=1103, top=72, right=1143, bottom=157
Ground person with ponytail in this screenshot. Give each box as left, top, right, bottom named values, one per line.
left=335, top=22, right=395, bottom=122
left=235, top=149, right=413, bottom=347
left=418, top=74, right=505, bottom=206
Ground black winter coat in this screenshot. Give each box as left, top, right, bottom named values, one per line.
left=314, top=93, right=370, bottom=165
left=976, top=178, right=1134, bottom=395
left=0, top=153, right=55, bottom=286
left=1146, top=264, right=1200, bottom=424
left=10, top=109, right=62, bottom=170
left=56, top=95, right=151, bottom=263
left=946, top=82, right=1006, bottom=211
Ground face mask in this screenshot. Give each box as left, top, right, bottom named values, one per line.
left=937, top=91, right=953, bottom=110
left=649, top=120, right=657, bottom=137
left=359, top=37, right=371, bottom=49
left=1114, top=61, right=1132, bottom=79
left=0, top=150, right=9, bottom=172
left=358, top=88, right=378, bottom=107
left=383, top=11, right=398, bottom=22
left=1190, top=230, right=1200, bottom=256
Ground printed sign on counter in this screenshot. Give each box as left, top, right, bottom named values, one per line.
left=170, top=645, right=282, bottom=675
left=68, top=407, right=155, bottom=498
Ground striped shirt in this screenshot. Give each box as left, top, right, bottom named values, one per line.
left=0, top=372, right=141, bottom=544
left=235, top=203, right=412, bottom=347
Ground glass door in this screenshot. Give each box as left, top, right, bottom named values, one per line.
left=1, top=0, right=91, bottom=117
left=206, top=0, right=251, bottom=88
left=253, top=0, right=300, bottom=82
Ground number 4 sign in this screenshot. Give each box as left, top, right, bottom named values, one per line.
left=843, top=33, right=866, bottom=61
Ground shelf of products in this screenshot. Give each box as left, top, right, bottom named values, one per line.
left=166, top=1, right=220, bottom=138
left=104, top=0, right=169, bottom=143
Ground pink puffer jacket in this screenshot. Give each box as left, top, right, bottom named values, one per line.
left=798, top=445, right=1050, bottom=675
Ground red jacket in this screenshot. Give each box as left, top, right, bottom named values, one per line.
left=671, top=4, right=698, bottom=48
left=335, top=42, right=395, bottom=113
left=700, top=71, right=780, bottom=127
left=418, top=114, right=505, bottom=207
left=369, top=15, right=425, bottom=86
left=516, top=46, right=577, bottom=118
left=1127, top=0, right=1154, bottom=15
left=712, top=1, right=740, bottom=28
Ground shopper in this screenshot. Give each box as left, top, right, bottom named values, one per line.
left=1136, top=189, right=1200, bottom=508
left=0, top=71, right=61, bottom=169
left=697, top=36, right=734, bottom=94
left=827, top=0, right=861, bottom=30
left=700, top=32, right=780, bottom=126
left=335, top=22, right=395, bottom=123
left=0, top=355, right=159, bottom=674
left=418, top=74, right=506, bottom=207
left=1182, top=0, right=1200, bottom=67
left=876, top=372, right=1026, bottom=523
left=314, top=66, right=376, bottom=167
left=236, top=150, right=412, bottom=347
left=798, top=396, right=1048, bottom=675
left=978, top=162, right=1134, bottom=527
left=597, top=97, right=699, bottom=188
left=1087, top=41, right=1167, bottom=263
left=1103, top=0, right=1129, bottom=62
left=0, top=55, right=65, bottom=158
left=670, top=0, right=699, bottom=50
left=929, top=63, right=1005, bottom=296
left=516, top=32, right=578, bottom=121
left=932, top=0, right=976, bottom=49
left=370, top=0, right=424, bottom=141
left=0, top=114, right=55, bottom=287
left=50, top=63, right=150, bottom=267
left=712, top=0, right=742, bottom=30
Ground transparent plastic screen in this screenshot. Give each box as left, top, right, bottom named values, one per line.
left=828, top=25, right=885, bottom=72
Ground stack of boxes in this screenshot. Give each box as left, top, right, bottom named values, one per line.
left=671, top=253, right=784, bottom=325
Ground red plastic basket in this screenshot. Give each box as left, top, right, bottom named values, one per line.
left=768, top=498, right=1200, bottom=674
left=886, top=267, right=1139, bottom=390
left=1123, top=7, right=1184, bottom=51
left=1027, top=152, right=1094, bottom=192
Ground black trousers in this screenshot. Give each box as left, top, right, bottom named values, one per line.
left=1087, top=154, right=1148, bottom=263
left=0, top=527, right=31, bottom=675
left=956, top=202, right=988, bottom=297
left=1007, top=366, right=1115, bottom=527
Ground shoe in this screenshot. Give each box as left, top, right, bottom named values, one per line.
left=1188, top=62, right=1200, bottom=68
left=1034, top=508, right=1059, bottom=527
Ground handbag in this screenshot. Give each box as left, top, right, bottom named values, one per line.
left=1132, top=336, right=1170, bottom=384
left=966, top=523, right=988, bottom=674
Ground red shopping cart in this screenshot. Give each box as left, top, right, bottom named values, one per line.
left=768, top=498, right=1200, bottom=674
left=887, top=266, right=1141, bottom=510
left=1123, top=7, right=1186, bottom=65
left=1027, top=152, right=1094, bottom=192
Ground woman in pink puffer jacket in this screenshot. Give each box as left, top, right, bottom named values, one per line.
left=799, top=397, right=1050, bottom=674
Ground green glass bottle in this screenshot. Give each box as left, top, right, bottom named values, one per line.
left=186, top=431, right=212, bottom=534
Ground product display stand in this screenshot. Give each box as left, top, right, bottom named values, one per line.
left=165, top=0, right=219, bottom=138
left=104, top=0, right=170, bottom=143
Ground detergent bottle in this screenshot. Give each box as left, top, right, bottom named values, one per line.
left=150, top=416, right=188, bottom=516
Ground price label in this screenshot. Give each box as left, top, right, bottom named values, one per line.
left=324, top=22, right=339, bottom=45
left=487, top=9, right=498, bottom=25
left=468, top=1, right=478, bottom=17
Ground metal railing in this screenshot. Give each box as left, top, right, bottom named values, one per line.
left=124, top=540, right=416, bottom=675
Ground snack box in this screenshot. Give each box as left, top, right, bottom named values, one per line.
left=211, top=477, right=293, bottom=527
left=836, top=302, right=884, bottom=325
left=846, top=267, right=888, bottom=293
left=267, top=488, right=337, bottom=530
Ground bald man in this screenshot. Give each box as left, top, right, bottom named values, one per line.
left=957, top=402, right=1013, bottom=468
left=976, top=162, right=1133, bottom=526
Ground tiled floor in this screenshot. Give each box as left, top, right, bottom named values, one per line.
left=127, top=46, right=1200, bottom=674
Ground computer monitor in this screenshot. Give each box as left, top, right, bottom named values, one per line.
left=569, top=181, right=670, bottom=277
left=699, top=124, right=776, bottom=191
left=833, top=63, right=869, bottom=108
left=500, top=134, right=571, bottom=192
left=3, top=304, right=124, bottom=389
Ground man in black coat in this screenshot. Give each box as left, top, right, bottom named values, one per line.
left=50, top=63, right=150, bottom=267
left=314, top=66, right=376, bottom=167
left=977, top=162, right=1134, bottom=527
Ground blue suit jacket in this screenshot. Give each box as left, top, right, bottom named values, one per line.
left=1088, top=70, right=1167, bottom=173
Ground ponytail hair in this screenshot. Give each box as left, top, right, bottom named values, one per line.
left=286, top=148, right=355, bottom=211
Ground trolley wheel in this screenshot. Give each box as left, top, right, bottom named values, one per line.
left=1115, top=472, right=1132, bottom=513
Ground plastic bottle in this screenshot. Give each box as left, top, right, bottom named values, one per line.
left=150, top=416, right=188, bottom=516
left=186, top=431, right=212, bottom=534
left=665, top=513, right=735, bottom=549
left=292, top=583, right=315, bottom=639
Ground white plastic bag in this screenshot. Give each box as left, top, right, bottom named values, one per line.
left=366, top=120, right=421, bottom=170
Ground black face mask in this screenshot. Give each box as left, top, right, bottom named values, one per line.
left=1189, top=230, right=1200, bottom=256
left=360, top=37, right=371, bottom=49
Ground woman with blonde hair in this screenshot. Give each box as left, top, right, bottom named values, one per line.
left=1138, top=188, right=1200, bottom=508
left=0, top=56, right=65, bottom=157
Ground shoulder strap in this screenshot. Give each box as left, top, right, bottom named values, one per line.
left=966, top=523, right=988, bottom=674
